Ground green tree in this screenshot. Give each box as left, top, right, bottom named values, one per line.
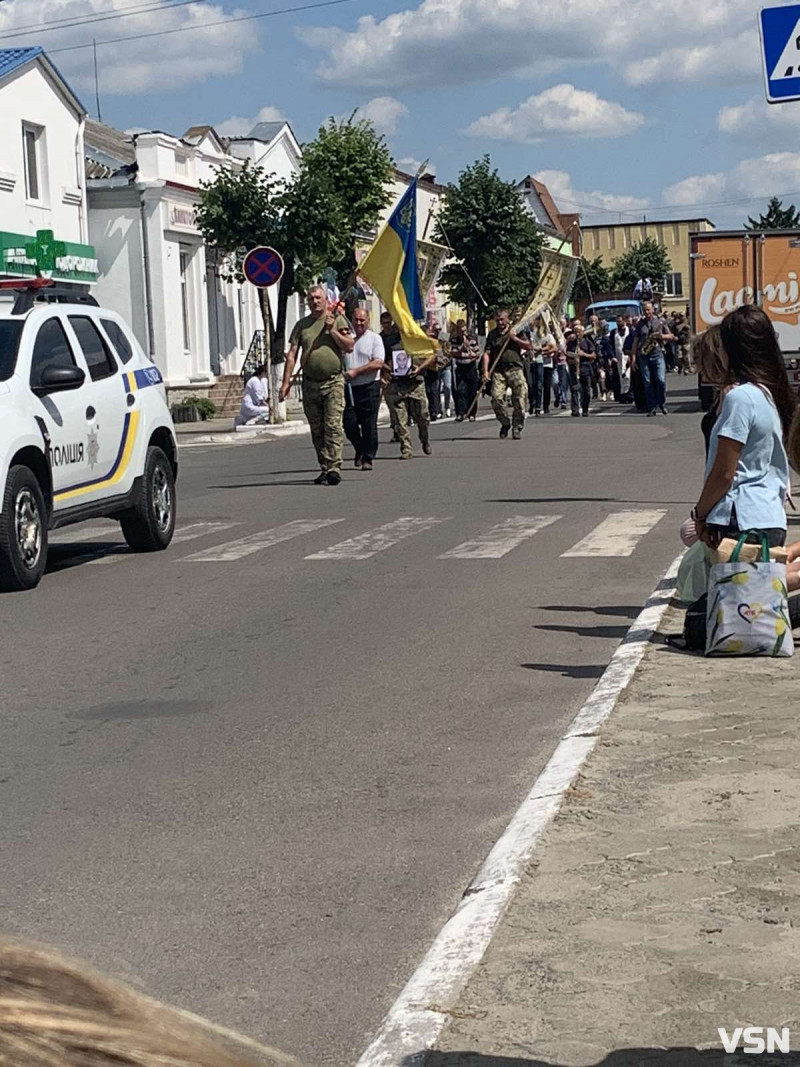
left=433, top=156, right=544, bottom=331
left=572, top=255, right=612, bottom=302
left=197, top=117, right=393, bottom=419
left=746, top=195, right=800, bottom=230
left=610, top=237, right=672, bottom=294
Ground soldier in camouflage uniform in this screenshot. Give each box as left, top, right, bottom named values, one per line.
left=385, top=342, right=435, bottom=459
left=482, top=310, right=531, bottom=439
left=280, top=285, right=353, bottom=485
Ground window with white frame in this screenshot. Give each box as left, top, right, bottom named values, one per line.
left=663, top=271, right=683, bottom=297
left=22, top=123, right=42, bottom=201
left=179, top=246, right=193, bottom=352
left=175, top=152, right=189, bottom=178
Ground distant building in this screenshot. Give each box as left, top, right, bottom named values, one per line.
left=578, top=218, right=717, bottom=311
left=0, top=46, right=97, bottom=292
left=516, top=176, right=581, bottom=256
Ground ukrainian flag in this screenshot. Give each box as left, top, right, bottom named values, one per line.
left=358, top=180, right=437, bottom=358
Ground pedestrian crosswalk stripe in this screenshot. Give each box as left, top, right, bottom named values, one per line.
left=182, top=518, right=344, bottom=562
left=438, top=515, right=561, bottom=559
left=306, top=516, right=447, bottom=561
left=561, top=510, right=667, bottom=558
left=85, top=522, right=242, bottom=565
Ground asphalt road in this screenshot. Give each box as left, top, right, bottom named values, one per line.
left=1, top=383, right=701, bottom=1067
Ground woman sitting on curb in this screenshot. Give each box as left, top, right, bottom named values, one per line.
left=692, top=306, right=796, bottom=553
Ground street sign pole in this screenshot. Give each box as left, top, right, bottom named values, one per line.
left=243, top=246, right=285, bottom=423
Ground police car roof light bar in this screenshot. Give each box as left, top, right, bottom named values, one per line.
left=4, top=280, right=99, bottom=316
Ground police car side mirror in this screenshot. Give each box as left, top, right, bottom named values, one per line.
left=32, top=364, right=86, bottom=396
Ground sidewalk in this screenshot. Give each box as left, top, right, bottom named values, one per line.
left=425, top=607, right=800, bottom=1066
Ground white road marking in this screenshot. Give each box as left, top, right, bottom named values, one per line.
left=85, top=522, right=241, bottom=565
left=182, top=518, right=343, bottom=562
left=561, top=509, right=667, bottom=558
left=438, top=515, right=560, bottom=559
left=306, top=516, right=446, bottom=561
left=354, top=552, right=684, bottom=1067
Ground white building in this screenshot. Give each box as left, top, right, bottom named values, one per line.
left=0, top=46, right=97, bottom=291
left=85, top=120, right=303, bottom=400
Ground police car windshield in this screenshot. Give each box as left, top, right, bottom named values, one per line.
left=0, top=322, right=23, bottom=381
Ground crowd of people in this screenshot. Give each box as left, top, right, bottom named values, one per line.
left=232, top=284, right=699, bottom=484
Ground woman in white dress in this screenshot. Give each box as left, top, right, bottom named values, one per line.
left=235, top=364, right=271, bottom=426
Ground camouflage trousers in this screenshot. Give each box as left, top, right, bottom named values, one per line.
left=303, top=375, right=345, bottom=473
left=385, top=377, right=430, bottom=457
left=491, top=367, right=528, bottom=430
left=677, top=343, right=695, bottom=375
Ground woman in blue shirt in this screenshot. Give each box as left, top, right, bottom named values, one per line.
left=693, top=306, right=796, bottom=550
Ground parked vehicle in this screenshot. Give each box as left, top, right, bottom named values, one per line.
left=584, top=299, right=643, bottom=331
left=690, top=229, right=800, bottom=409
left=0, top=283, right=177, bottom=591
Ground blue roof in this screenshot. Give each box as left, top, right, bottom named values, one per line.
left=0, top=46, right=44, bottom=80
left=0, top=46, right=85, bottom=114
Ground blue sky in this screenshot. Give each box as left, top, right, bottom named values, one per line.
left=6, top=0, right=800, bottom=228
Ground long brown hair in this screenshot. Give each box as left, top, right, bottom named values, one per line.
left=718, top=305, right=797, bottom=438
left=0, top=939, right=302, bottom=1067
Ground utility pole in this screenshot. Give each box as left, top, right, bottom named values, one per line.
left=93, top=39, right=102, bottom=122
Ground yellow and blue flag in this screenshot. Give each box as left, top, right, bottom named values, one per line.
left=358, top=180, right=437, bottom=358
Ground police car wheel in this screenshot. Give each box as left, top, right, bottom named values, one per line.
left=0, top=465, right=48, bottom=592
left=120, top=446, right=176, bottom=552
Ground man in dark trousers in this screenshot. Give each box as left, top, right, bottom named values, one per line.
left=343, top=308, right=385, bottom=472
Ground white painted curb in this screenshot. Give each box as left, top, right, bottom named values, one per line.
left=355, top=551, right=684, bottom=1067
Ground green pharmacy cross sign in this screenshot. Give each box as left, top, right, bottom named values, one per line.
left=0, top=228, right=98, bottom=283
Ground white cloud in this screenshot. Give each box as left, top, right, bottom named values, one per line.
left=625, top=29, right=757, bottom=87
left=301, top=0, right=762, bottom=91
left=660, top=153, right=800, bottom=225
left=215, top=106, right=286, bottom=137
left=662, top=173, right=727, bottom=206
left=533, top=169, right=650, bottom=224
left=464, top=84, right=643, bottom=143
left=357, top=96, right=409, bottom=134
left=0, top=0, right=259, bottom=94
left=717, top=95, right=800, bottom=146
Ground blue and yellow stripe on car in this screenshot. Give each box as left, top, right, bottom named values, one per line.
left=52, top=366, right=163, bottom=504
left=54, top=410, right=140, bottom=503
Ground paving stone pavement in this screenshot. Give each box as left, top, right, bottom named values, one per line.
left=426, top=608, right=800, bottom=1067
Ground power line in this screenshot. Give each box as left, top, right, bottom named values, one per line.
left=45, top=0, right=359, bottom=53
left=555, top=189, right=800, bottom=218
left=1, top=0, right=203, bottom=39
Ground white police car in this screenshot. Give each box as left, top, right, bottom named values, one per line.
left=0, top=284, right=177, bottom=591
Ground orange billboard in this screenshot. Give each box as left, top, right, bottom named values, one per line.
left=692, top=232, right=800, bottom=352
left=691, top=234, right=753, bottom=333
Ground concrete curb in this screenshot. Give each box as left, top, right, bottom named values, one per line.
left=355, top=551, right=685, bottom=1067
left=177, top=421, right=311, bottom=447
left=177, top=413, right=498, bottom=448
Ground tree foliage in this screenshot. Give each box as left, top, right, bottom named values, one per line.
left=610, top=237, right=672, bottom=293
left=746, top=195, right=800, bottom=230
left=433, top=156, right=544, bottom=330
left=196, top=116, right=394, bottom=361
left=572, top=255, right=612, bottom=302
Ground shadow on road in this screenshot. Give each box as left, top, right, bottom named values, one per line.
left=45, top=542, right=125, bottom=572
left=418, top=1050, right=800, bottom=1066
left=521, top=663, right=605, bottom=679
left=488, top=498, right=692, bottom=506
left=538, top=605, right=641, bottom=618
left=533, top=623, right=630, bottom=640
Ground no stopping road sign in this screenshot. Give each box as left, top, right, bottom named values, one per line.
left=243, top=246, right=284, bottom=288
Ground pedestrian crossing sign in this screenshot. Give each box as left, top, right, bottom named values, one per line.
left=760, top=4, right=800, bottom=103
